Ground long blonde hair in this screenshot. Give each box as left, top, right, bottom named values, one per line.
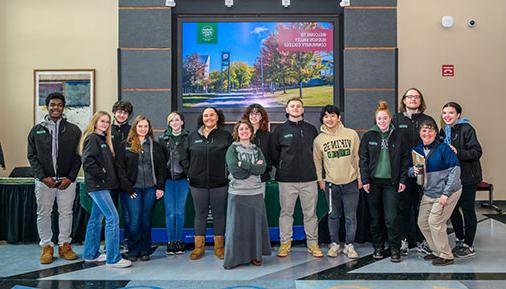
left=127, top=115, right=153, bottom=154
left=80, top=111, right=114, bottom=156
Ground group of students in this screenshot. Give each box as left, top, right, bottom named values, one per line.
left=27, top=87, right=482, bottom=269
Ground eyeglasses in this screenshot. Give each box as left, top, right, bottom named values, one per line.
left=405, top=95, right=421, bottom=100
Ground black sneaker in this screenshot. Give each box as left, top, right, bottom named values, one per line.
left=452, top=239, right=464, bottom=255
left=124, top=254, right=138, bottom=262
left=416, top=240, right=432, bottom=255
left=454, top=244, right=476, bottom=258
left=423, top=254, right=438, bottom=261
left=175, top=241, right=185, bottom=255
left=166, top=242, right=176, bottom=255
left=390, top=249, right=401, bottom=263
left=140, top=255, right=150, bottom=261
left=372, top=248, right=384, bottom=260
left=432, top=257, right=454, bottom=266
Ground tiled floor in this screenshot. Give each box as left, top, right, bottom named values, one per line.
left=1, top=205, right=505, bottom=289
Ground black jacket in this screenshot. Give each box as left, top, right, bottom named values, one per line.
left=159, top=129, right=189, bottom=180
left=82, top=133, right=119, bottom=192
left=253, top=129, right=272, bottom=182
left=439, top=123, right=482, bottom=185
left=115, top=138, right=166, bottom=194
left=359, top=127, right=409, bottom=186
left=186, top=128, right=233, bottom=189
left=270, top=120, right=318, bottom=182
left=27, top=118, right=82, bottom=182
left=393, top=112, right=436, bottom=151
left=111, top=123, right=131, bottom=153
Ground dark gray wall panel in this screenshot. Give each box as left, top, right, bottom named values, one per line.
left=344, top=9, right=396, bottom=47
left=343, top=90, right=395, bottom=129
left=344, top=49, right=395, bottom=88
left=120, top=9, right=171, bottom=48
left=350, top=0, right=396, bottom=6
left=121, top=91, right=172, bottom=129
left=119, top=0, right=167, bottom=7
left=120, top=50, right=171, bottom=89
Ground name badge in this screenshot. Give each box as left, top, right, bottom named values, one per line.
left=369, top=141, right=378, bottom=146
left=283, top=133, right=293, bottom=138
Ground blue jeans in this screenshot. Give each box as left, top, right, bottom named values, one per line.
left=83, top=190, right=121, bottom=264
left=163, top=179, right=189, bottom=242
left=122, top=186, right=156, bottom=256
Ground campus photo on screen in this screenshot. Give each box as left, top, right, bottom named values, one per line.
left=182, top=21, right=334, bottom=108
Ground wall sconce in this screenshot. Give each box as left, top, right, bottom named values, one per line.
left=282, top=0, right=290, bottom=8
left=225, top=0, right=233, bottom=8
left=339, top=0, right=350, bottom=7
left=441, top=16, right=454, bottom=28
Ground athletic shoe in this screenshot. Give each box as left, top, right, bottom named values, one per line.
left=84, top=253, right=106, bottom=263
left=327, top=242, right=341, bottom=257
left=372, top=248, right=384, bottom=260
left=140, top=255, right=150, bottom=261
left=175, top=241, right=185, bottom=255
left=277, top=241, right=292, bottom=257
left=432, top=257, right=454, bottom=266
left=417, top=240, right=432, bottom=255
left=454, top=243, right=476, bottom=258
left=390, top=249, right=401, bottom=263
left=166, top=242, right=176, bottom=255
left=400, top=239, right=409, bottom=256
left=106, top=258, right=132, bottom=268
left=307, top=243, right=324, bottom=258
left=452, top=239, right=464, bottom=255
left=423, top=254, right=438, bottom=261
left=343, top=243, right=359, bottom=259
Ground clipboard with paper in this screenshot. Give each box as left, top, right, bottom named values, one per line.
left=412, top=150, right=426, bottom=186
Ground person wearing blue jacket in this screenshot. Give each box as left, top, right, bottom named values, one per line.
left=413, top=119, right=462, bottom=266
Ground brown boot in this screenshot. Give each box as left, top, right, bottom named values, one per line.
left=40, top=245, right=54, bottom=264
left=214, top=235, right=225, bottom=260
left=58, top=243, right=79, bottom=260
left=190, top=235, right=206, bottom=260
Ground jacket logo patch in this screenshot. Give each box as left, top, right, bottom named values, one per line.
left=368, top=141, right=378, bottom=146
left=399, top=124, right=408, bottom=128
left=194, top=139, right=203, bottom=144
left=36, top=130, right=46, bottom=135
left=283, top=133, right=294, bottom=138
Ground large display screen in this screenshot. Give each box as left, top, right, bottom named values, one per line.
left=181, top=21, right=335, bottom=108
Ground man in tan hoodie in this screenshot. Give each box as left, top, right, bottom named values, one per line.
left=313, top=105, right=361, bottom=259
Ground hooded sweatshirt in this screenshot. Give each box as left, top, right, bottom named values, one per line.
left=225, top=142, right=266, bottom=195
left=313, top=122, right=360, bottom=185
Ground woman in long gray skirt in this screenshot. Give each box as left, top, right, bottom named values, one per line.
left=224, top=120, right=272, bottom=269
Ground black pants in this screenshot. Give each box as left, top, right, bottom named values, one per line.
left=190, top=185, right=228, bottom=236
left=399, top=178, right=424, bottom=245
left=450, top=184, right=478, bottom=246
left=367, top=179, right=401, bottom=250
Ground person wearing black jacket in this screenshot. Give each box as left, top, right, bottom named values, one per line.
left=241, top=103, right=272, bottom=186
left=116, top=115, right=166, bottom=262
left=27, top=92, right=81, bottom=264
left=186, top=107, right=233, bottom=260
left=359, top=101, right=409, bottom=263
left=110, top=100, right=134, bottom=243
left=392, top=88, right=435, bottom=255
left=270, top=97, right=323, bottom=258
left=159, top=112, right=190, bottom=255
left=81, top=111, right=131, bottom=268
left=440, top=102, right=482, bottom=258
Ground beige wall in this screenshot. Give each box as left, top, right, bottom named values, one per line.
left=0, top=0, right=118, bottom=177
left=398, top=0, right=506, bottom=198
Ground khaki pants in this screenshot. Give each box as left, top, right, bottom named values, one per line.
left=417, top=189, right=462, bottom=260
left=278, top=181, right=318, bottom=245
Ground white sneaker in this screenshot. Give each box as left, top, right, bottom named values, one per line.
left=400, top=239, right=409, bottom=256
left=106, top=258, right=132, bottom=268
left=84, top=253, right=106, bottom=263
left=343, top=243, right=359, bottom=259
left=327, top=242, right=341, bottom=257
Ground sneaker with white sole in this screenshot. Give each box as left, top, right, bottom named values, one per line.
left=454, top=243, right=476, bottom=258
left=452, top=239, right=464, bottom=255
left=343, top=243, right=359, bottom=259
left=106, top=258, right=132, bottom=268
left=84, top=253, right=106, bottom=263
left=417, top=240, right=432, bottom=255
left=327, top=242, right=341, bottom=257
left=400, top=239, right=409, bottom=256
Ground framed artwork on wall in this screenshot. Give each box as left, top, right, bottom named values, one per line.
left=34, top=69, right=95, bottom=131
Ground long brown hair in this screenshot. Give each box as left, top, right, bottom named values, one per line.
left=127, top=115, right=153, bottom=153
left=80, top=111, right=114, bottom=156
left=232, top=120, right=254, bottom=142
left=241, top=103, right=269, bottom=131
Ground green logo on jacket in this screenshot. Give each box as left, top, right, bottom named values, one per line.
left=194, top=139, right=203, bottom=144
left=283, top=133, right=294, bottom=138
left=369, top=141, right=378, bottom=146
left=36, top=130, right=46, bottom=135
left=399, top=124, right=408, bottom=129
